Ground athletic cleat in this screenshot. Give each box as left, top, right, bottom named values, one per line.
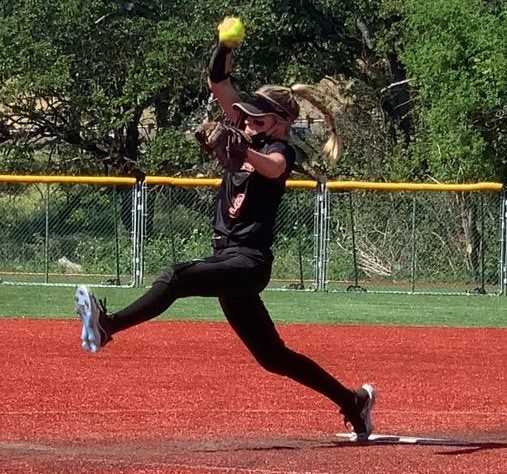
left=74, top=285, right=111, bottom=353
left=341, top=383, right=376, bottom=441
left=80, top=322, right=90, bottom=351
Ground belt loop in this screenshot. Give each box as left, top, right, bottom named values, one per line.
left=212, top=234, right=239, bottom=249
left=212, top=234, right=227, bottom=250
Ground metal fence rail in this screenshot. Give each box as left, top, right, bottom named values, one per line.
left=0, top=175, right=505, bottom=296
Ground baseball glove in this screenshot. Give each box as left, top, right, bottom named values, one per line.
left=195, top=121, right=250, bottom=172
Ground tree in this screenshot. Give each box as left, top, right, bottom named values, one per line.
left=0, top=0, right=411, bottom=180
left=400, top=0, right=507, bottom=182
left=0, top=0, right=212, bottom=176
left=397, top=0, right=507, bottom=282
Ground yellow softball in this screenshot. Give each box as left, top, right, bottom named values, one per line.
left=218, top=16, right=246, bottom=48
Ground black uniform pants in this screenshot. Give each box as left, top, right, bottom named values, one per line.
left=108, top=245, right=355, bottom=409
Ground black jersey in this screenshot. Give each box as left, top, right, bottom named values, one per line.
left=213, top=140, right=296, bottom=250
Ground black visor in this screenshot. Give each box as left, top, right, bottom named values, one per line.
left=232, top=96, right=290, bottom=121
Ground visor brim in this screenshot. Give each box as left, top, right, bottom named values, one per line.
left=232, top=102, right=272, bottom=117
left=232, top=95, right=291, bottom=121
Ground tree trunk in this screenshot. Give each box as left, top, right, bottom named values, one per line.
left=459, top=193, right=481, bottom=284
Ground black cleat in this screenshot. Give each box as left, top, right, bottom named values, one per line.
left=341, top=384, right=376, bottom=441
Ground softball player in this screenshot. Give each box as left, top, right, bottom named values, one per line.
left=75, top=20, right=376, bottom=441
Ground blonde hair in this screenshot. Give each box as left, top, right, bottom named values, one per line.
left=289, top=78, right=349, bottom=164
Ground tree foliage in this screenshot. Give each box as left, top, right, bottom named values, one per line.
left=0, top=0, right=505, bottom=182
left=0, top=0, right=212, bottom=174
left=400, top=0, right=507, bottom=181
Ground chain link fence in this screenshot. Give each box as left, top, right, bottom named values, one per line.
left=0, top=176, right=505, bottom=295
left=326, top=190, right=503, bottom=294
left=141, top=184, right=316, bottom=289
left=0, top=182, right=135, bottom=286
left=142, top=184, right=215, bottom=283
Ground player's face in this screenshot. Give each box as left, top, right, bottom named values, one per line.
left=244, top=115, right=277, bottom=136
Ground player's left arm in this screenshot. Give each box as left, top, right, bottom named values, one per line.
left=207, top=18, right=244, bottom=121
left=208, top=76, right=241, bottom=122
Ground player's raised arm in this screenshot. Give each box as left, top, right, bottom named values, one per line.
left=207, top=17, right=245, bottom=121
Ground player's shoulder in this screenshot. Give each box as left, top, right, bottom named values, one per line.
left=263, top=140, right=296, bottom=161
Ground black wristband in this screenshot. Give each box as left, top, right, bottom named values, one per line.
left=208, top=43, right=232, bottom=83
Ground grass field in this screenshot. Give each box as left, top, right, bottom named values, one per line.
left=0, top=284, right=506, bottom=327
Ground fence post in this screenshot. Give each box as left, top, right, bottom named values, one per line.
left=314, top=181, right=328, bottom=291
left=131, top=183, right=145, bottom=288
left=44, top=183, right=50, bottom=284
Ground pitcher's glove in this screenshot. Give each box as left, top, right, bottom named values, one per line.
left=195, top=121, right=250, bottom=172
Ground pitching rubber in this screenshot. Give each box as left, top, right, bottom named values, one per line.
left=335, top=432, right=498, bottom=447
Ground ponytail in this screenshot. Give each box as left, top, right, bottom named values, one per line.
left=289, top=78, right=349, bottom=164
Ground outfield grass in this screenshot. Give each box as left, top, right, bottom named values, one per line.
left=0, top=285, right=506, bottom=327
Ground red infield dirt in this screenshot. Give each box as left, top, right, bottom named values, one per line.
left=0, top=319, right=506, bottom=473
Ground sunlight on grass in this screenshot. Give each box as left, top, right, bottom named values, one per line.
left=0, top=285, right=506, bottom=328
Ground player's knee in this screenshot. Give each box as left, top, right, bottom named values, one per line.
left=154, top=265, right=176, bottom=286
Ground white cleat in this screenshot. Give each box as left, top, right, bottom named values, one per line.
left=74, top=285, right=102, bottom=353
left=80, top=322, right=90, bottom=351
